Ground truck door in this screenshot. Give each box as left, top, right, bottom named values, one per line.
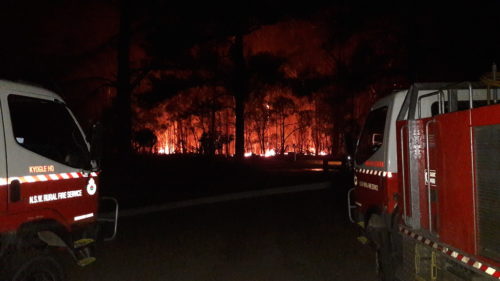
left=0, top=103, right=7, bottom=214
left=1, top=94, right=93, bottom=217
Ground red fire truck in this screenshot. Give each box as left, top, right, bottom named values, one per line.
left=348, top=69, right=500, bottom=280
left=0, top=80, right=118, bottom=281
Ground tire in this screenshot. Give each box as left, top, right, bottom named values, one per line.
left=10, top=254, right=65, bottom=281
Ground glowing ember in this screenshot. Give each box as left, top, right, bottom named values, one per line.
left=244, top=152, right=253, bottom=157
left=319, top=151, right=328, bottom=156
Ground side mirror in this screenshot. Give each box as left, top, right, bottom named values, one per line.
left=90, top=122, right=104, bottom=169
left=371, top=133, right=383, bottom=147
left=342, top=154, right=354, bottom=172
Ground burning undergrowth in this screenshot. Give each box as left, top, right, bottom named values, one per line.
left=134, top=82, right=334, bottom=156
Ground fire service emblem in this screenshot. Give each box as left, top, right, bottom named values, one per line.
left=86, top=178, right=97, bottom=195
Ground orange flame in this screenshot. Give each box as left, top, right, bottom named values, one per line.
left=136, top=88, right=334, bottom=157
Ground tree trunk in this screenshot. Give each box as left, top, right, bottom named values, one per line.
left=208, top=90, right=216, bottom=156
left=226, top=109, right=231, bottom=157
left=259, top=126, right=265, bottom=155
left=232, top=33, right=246, bottom=160
left=280, top=114, right=286, bottom=155
left=116, top=0, right=132, bottom=158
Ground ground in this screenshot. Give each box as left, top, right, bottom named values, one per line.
left=67, top=179, right=377, bottom=281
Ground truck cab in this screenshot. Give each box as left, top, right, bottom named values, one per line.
left=350, top=79, right=500, bottom=280
left=0, top=80, right=117, bottom=280
left=0, top=81, right=98, bottom=228
left=350, top=83, right=447, bottom=226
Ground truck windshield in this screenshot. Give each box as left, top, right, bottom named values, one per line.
left=8, top=95, right=90, bottom=169
left=355, top=106, right=388, bottom=165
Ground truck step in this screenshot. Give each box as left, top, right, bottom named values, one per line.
left=357, top=236, right=369, bottom=245
left=74, top=238, right=95, bottom=249
left=77, top=257, right=96, bottom=267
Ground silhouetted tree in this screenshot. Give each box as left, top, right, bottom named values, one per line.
left=228, top=32, right=247, bottom=160
left=133, top=129, right=157, bottom=153
left=270, top=95, right=296, bottom=155
left=296, top=109, right=314, bottom=153
left=240, top=53, right=287, bottom=155
left=246, top=95, right=271, bottom=154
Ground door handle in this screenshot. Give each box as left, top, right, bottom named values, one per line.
left=10, top=179, right=21, bottom=202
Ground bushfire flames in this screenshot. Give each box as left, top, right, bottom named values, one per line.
left=137, top=88, right=334, bottom=157
left=130, top=19, right=383, bottom=157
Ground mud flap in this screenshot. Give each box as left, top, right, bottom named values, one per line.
left=366, top=215, right=387, bottom=248
left=367, top=214, right=403, bottom=281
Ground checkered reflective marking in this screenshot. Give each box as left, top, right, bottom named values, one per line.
left=0, top=172, right=98, bottom=185
left=400, top=226, right=500, bottom=279
left=355, top=168, right=393, bottom=178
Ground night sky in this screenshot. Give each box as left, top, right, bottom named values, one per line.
left=2, top=1, right=499, bottom=77
left=2, top=1, right=499, bottom=85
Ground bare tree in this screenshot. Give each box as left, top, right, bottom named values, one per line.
left=270, top=95, right=296, bottom=155
left=246, top=94, right=271, bottom=154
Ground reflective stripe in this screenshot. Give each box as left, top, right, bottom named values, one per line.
left=355, top=168, right=395, bottom=179
left=24, top=176, right=36, bottom=183
left=486, top=267, right=496, bottom=275
left=0, top=171, right=99, bottom=185
left=74, top=213, right=94, bottom=221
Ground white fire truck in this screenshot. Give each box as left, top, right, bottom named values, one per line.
left=0, top=80, right=118, bottom=281
left=348, top=68, right=500, bottom=280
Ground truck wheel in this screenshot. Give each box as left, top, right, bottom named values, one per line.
left=10, top=254, right=64, bottom=281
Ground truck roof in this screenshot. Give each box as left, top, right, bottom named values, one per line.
left=0, top=80, right=64, bottom=101
left=370, top=89, right=407, bottom=111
